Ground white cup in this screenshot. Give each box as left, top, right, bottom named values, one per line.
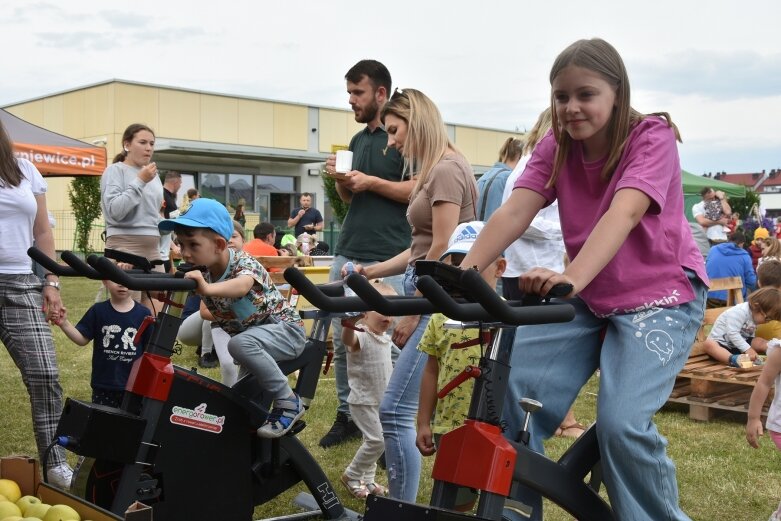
left=335, top=150, right=353, bottom=173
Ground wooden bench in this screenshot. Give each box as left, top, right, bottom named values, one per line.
left=255, top=256, right=313, bottom=298
left=667, top=276, right=772, bottom=421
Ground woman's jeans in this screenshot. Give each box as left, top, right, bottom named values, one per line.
left=502, top=271, right=707, bottom=521
left=380, top=264, right=431, bottom=501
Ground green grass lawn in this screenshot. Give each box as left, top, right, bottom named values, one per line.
left=0, top=277, right=779, bottom=520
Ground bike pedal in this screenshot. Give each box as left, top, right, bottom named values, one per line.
left=288, top=420, right=307, bottom=436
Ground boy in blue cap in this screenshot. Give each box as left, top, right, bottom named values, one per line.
left=159, top=198, right=306, bottom=437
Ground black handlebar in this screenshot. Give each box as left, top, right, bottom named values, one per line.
left=452, top=269, right=574, bottom=325
left=283, top=264, right=575, bottom=326
left=88, top=256, right=197, bottom=292
left=61, top=250, right=104, bottom=279
left=283, top=267, right=371, bottom=312
left=27, top=247, right=80, bottom=277
left=345, top=274, right=438, bottom=316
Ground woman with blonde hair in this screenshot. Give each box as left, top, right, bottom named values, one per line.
left=351, top=88, right=477, bottom=500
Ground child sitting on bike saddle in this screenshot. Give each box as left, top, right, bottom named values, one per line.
left=416, top=220, right=505, bottom=510
left=159, top=198, right=306, bottom=438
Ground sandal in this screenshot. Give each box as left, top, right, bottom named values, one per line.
left=556, top=421, right=586, bottom=439
left=341, top=473, right=369, bottom=499
left=365, top=482, right=387, bottom=496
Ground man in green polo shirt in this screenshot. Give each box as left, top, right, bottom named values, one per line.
left=321, top=59, right=414, bottom=448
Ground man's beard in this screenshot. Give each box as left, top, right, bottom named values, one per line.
left=355, top=99, right=379, bottom=124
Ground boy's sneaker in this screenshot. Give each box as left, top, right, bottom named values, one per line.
left=728, top=354, right=741, bottom=367
left=257, top=393, right=305, bottom=438
left=47, top=463, right=73, bottom=490
left=319, top=411, right=361, bottom=448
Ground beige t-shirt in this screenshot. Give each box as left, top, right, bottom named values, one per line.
left=408, top=152, right=477, bottom=264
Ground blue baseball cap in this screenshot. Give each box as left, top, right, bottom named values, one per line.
left=158, top=198, right=233, bottom=241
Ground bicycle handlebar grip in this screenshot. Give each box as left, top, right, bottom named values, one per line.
left=284, top=267, right=370, bottom=313
left=345, top=273, right=435, bottom=316
left=61, top=250, right=103, bottom=279
left=27, top=247, right=79, bottom=277
left=460, top=269, right=575, bottom=325
left=91, top=256, right=197, bottom=291
left=415, top=275, right=495, bottom=322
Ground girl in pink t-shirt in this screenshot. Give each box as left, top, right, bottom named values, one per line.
left=462, top=38, right=707, bottom=521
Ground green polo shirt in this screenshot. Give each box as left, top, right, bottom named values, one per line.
left=335, top=126, right=411, bottom=261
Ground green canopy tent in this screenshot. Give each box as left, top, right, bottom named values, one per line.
left=682, top=170, right=746, bottom=222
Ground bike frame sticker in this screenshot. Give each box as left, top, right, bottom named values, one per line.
left=170, top=403, right=225, bottom=434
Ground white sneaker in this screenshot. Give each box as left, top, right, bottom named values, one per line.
left=47, top=464, right=73, bottom=490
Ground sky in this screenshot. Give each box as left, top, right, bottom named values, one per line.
left=1, top=0, right=780, bottom=176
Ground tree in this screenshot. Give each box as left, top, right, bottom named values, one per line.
left=321, top=168, right=349, bottom=225
left=68, top=176, right=102, bottom=254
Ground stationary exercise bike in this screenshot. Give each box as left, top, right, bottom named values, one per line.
left=283, top=262, right=615, bottom=521
left=29, top=247, right=351, bottom=521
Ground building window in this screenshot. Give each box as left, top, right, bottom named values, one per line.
left=229, top=174, right=254, bottom=210
left=200, top=173, right=226, bottom=204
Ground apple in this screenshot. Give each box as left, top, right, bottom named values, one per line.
left=2, top=516, right=24, bottom=521
left=15, top=496, right=42, bottom=516
left=0, top=501, right=22, bottom=519
left=22, top=503, right=49, bottom=520
left=42, top=504, right=80, bottom=521
left=0, top=481, right=21, bottom=503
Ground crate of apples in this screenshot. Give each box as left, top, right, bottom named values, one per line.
left=0, top=478, right=86, bottom=521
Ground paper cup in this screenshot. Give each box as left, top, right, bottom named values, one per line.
left=335, top=150, right=353, bottom=173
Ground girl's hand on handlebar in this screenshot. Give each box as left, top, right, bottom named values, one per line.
left=521, top=268, right=576, bottom=299
left=416, top=424, right=436, bottom=456
left=392, top=314, right=420, bottom=347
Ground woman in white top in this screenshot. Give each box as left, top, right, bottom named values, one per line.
left=0, top=120, right=72, bottom=488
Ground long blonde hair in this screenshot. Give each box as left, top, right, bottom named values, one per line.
left=547, top=38, right=681, bottom=188
left=382, top=88, right=460, bottom=199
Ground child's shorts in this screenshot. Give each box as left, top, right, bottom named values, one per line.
left=769, top=430, right=781, bottom=450
left=716, top=338, right=754, bottom=355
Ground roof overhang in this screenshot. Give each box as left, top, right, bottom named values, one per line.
left=154, top=138, right=326, bottom=165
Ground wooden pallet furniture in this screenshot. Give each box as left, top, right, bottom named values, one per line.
left=667, top=276, right=768, bottom=421
left=669, top=354, right=770, bottom=421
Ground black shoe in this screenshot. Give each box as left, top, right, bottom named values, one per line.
left=195, top=345, right=202, bottom=356
left=198, top=351, right=218, bottom=368
left=319, top=411, right=361, bottom=448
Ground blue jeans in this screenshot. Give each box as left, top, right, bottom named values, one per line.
left=502, top=271, right=706, bottom=521
left=380, top=264, right=431, bottom=501
left=329, top=255, right=404, bottom=416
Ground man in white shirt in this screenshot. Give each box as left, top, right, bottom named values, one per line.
left=692, top=187, right=731, bottom=245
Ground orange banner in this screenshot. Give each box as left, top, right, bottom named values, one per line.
left=13, top=143, right=107, bottom=176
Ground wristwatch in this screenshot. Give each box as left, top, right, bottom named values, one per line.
left=43, top=281, right=61, bottom=290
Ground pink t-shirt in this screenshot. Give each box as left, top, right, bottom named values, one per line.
left=514, top=117, right=707, bottom=316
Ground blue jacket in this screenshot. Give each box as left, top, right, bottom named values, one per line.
left=705, top=242, right=756, bottom=300
left=476, top=162, right=513, bottom=221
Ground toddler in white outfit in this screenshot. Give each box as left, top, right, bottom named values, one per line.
left=340, top=281, right=397, bottom=499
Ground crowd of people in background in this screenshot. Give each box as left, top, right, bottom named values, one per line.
left=5, top=37, right=781, bottom=521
